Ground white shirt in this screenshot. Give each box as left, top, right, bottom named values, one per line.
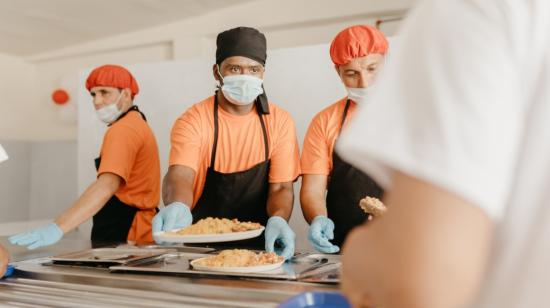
left=337, top=0, right=550, bottom=307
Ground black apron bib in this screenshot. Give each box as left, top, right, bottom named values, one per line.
left=91, top=106, right=147, bottom=247
left=192, top=95, right=270, bottom=249
left=326, top=99, right=384, bottom=247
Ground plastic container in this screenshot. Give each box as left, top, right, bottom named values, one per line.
left=2, top=264, right=14, bottom=278
left=278, top=291, right=351, bottom=308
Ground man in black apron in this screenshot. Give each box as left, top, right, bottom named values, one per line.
left=10, top=65, right=161, bottom=249
left=91, top=104, right=149, bottom=247
left=300, top=25, right=389, bottom=253
left=153, top=27, right=301, bottom=260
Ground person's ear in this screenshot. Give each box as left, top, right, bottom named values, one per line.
left=120, top=89, right=133, bottom=106
left=213, top=64, right=221, bottom=82
left=122, top=88, right=130, bottom=100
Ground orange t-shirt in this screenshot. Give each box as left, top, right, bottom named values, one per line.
left=98, top=110, right=161, bottom=244
left=301, top=98, right=358, bottom=175
left=169, top=96, right=301, bottom=207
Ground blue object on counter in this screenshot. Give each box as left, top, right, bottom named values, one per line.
left=2, top=264, right=14, bottom=278
left=278, top=291, right=351, bottom=308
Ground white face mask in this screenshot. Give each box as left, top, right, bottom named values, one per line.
left=346, top=87, right=372, bottom=105
left=218, top=67, right=264, bottom=106
left=0, top=144, right=8, bottom=163
left=96, top=92, right=124, bottom=124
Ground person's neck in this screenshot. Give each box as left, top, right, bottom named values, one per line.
left=217, top=91, right=254, bottom=116
left=120, top=101, right=134, bottom=114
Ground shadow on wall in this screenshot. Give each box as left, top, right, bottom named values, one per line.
left=0, top=140, right=77, bottom=223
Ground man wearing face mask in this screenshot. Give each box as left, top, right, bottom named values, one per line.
left=155, top=27, right=300, bottom=260
left=300, top=25, right=388, bottom=253
left=10, top=65, right=161, bottom=249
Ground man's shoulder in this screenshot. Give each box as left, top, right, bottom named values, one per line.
left=310, top=97, right=348, bottom=126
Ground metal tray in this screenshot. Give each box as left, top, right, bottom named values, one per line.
left=109, top=252, right=340, bottom=283
left=50, top=248, right=176, bottom=268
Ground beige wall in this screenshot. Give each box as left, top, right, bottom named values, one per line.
left=1, top=0, right=411, bottom=141
left=0, top=53, right=36, bottom=140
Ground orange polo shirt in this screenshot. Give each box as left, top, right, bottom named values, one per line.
left=169, top=96, right=301, bottom=207
left=301, top=98, right=358, bottom=175
left=98, top=110, right=161, bottom=244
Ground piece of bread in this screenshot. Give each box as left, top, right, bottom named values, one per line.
left=359, top=196, right=387, bottom=218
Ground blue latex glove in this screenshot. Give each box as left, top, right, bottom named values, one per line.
left=308, top=215, right=340, bottom=254
left=265, top=216, right=296, bottom=260
left=152, top=202, right=192, bottom=238
left=9, top=223, right=63, bottom=250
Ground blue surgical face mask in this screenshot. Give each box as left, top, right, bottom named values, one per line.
left=217, top=66, right=264, bottom=106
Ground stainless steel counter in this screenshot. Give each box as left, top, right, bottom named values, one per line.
left=0, top=236, right=339, bottom=307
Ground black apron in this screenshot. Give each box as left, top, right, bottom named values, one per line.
left=326, top=99, right=384, bottom=247
left=192, top=94, right=270, bottom=249
left=91, top=106, right=147, bottom=247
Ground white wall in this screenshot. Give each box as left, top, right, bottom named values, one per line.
left=0, top=142, right=30, bottom=222
left=0, top=54, right=79, bottom=229
left=0, top=140, right=77, bottom=224
left=28, top=141, right=78, bottom=220
left=25, top=0, right=410, bottom=141
left=0, top=53, right=36, bottom=140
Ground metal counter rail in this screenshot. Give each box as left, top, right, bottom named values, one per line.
left=0, top=277, right=275, bottom=307
left=0, top=236, right=339, bottom=307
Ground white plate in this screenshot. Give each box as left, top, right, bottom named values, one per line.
left=190, top=257, right=285, bottom=273
left=154, top=226, right=265, bottom=244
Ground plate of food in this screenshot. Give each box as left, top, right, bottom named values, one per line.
left=190, top=249, right=285, bottom=273
left=154, top=217, right=265, bottom=243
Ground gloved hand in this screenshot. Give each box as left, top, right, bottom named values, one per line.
left=152, top=202, right=193, bottom=237
left=308, top=215, right=340, bottom=253
left=265, top=216, right=296, bottom=260
left=9, top=223, right=63, bottom=250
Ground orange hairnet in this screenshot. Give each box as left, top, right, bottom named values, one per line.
left=85, top=64, right=139, bottom=98
left=330, top=25, right=389, bottom=66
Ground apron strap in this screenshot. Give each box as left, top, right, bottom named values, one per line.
left=211, top=96, right=220, bottom=167
left=210, top=93, right=270, bottom=168
left=109, top=105, right=147, bottom=126
left=125, top=105, right=147, bottom=121
left=257, top=108, right=269, bottom=162
left=338, top=99, right=352, bottom=136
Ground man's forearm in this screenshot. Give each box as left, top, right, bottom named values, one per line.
left=300, top=192, right=327, bottom=223
left=300, top=174, right=329, bottom=223
left=162, top=176, right=194, bottom=206
left=55, top=177, right=118, bottom=233
left=267, top=183, right=294, bottom=220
